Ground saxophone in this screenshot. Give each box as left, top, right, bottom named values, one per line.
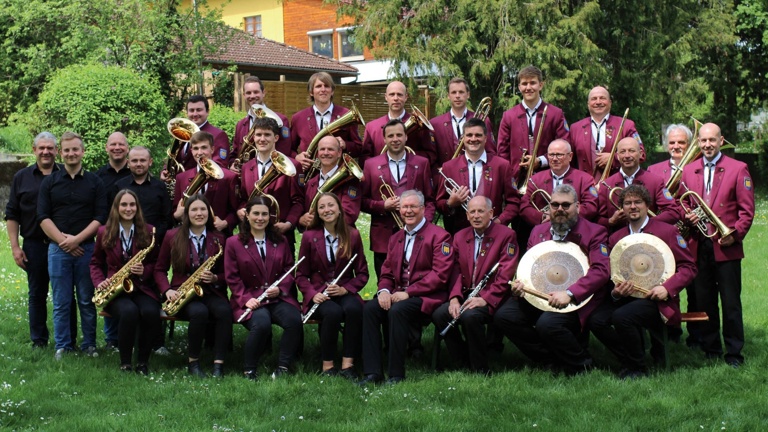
left=93, top=228, right=156, bottom=310
left=162, top=241, right=223, bottom=316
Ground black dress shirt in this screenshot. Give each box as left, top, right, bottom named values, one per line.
left=96, top=163, right=131, bottom=199
left=37, top=168, right=108, bottom=243
left=112, top=175, right=173, bottom=241
left=5, top=163, right=61, bottom=241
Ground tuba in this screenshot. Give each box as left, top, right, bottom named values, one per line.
left=378, top=175, right=404, bottom=229
left=305, top=103, right=365, bottom=180
left=517, top=105, right=548, bottom=195
left=309, top=154, right=364, bottom=212
left=247, top=151, right=298, bottom=220
left=451, top=97, right=492, bottom=159
left=92, top=228, right=156, bottom=310
left=678, top=182, right=735, bottom=240
left=162, top=241, right=223, bottom=316
left=233, top=104, right=284, bottom=172
left=165, top=118, right=200, bottom=200
left=380, top=105, right=432, bottom=155
left=594, top=108, right=630, bottom=191
left=181, top=156, right=225, bottom=205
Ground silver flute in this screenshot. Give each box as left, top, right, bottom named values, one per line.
left=302, top=253, right=358, bottom=323
left=237, top=256, right=306, bottom=323
left=439, top=262, right=500, bottom=337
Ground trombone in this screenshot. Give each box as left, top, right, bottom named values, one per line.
left=451, top=97, right=492, bottom=159
left=437, top=168, right=470, bottom=211
left=517, top=105, right=548, bottom=195
left=378, top=175, right=404, bottom=229
left=594, top=108, right=630, bottom=191
left=678, top=182, right=735, bottom=240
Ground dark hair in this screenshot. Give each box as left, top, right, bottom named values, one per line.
left=190, top=131, right=214, bottom=148
left=464, top=117, right=487, bottom=135
left=102, top=189, right=150, bottom=250
left=238, top=196, right=284, bottom=245
left=448, top=77, right=470, bottom=93
left=243, top=76, right=264, bottom=91
left=251, top=117, right=280, bottom=136
left=309, top=192, right=351, bottom=260
left=618, top=184, right=652, bottom=207
left=170, top=194, right=215, bottom=273
left=382, top=118, right=406, bottom=137
left=187, top=95, right=209, bottom=111
left=518, top=65, right=543, bottom=82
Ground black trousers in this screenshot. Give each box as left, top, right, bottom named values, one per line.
left=312, top=295, right=363, bottom=361
left=106, top=292, right=161, bottom=365
left=362, top=296, right=424, bottom=378
left=432, top=302, right=492, bottom=371
left=243, top=301, right=302, bottom=370
left=694, top=238, right=744, bottom=363
left=178, top=295, right=232, bottom=361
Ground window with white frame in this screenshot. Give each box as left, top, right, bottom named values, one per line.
left=338, top=27, right=364, bottom=60
left=244, top=16, right=262, bottom=37
left=308, top=29, right=334, bottom=58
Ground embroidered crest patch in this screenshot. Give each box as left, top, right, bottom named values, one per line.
left=589, top=186, right=598, bottom=197
left=676, top=235, right=687, bottom=249
left=347, top=186, right=358, bottom=198
left=218, top=148, right=228, bottom=159
left=662, top=188, right=673, bottom=200
left=281, top=126, right=290, bottom=139
left=441, top=242, right=451, bottom=256
left=744, top=177, right=752, bottom=191
left=632, top=131, right=643, bottom=145
left=507, top=243, right=516, bottom=257
left=600, top=244, right=609, bottom=256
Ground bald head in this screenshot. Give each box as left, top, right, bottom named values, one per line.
left=698, top=122, right=723, bottom=159
left=587, top=86, right=612, bottom=120
left=548, top=139, right=572, bottom=154
left=617, top=137, right=641, bottom=171
left=385, top=81, right=408, bottom=117
left=106, top=131, right=129, bottom=165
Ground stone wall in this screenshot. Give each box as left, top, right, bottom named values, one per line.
left=0, top=155, right=32, bottom=213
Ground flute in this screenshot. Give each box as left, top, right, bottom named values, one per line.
left=302, top=253, right=358, bottom=323
left=237, top=256, right=306, bottom=323
left=439, top=262, right=500, bottom=337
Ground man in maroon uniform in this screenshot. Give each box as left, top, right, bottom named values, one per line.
left=175, top=95, right=230, bottom=170
left=647, top=124, right=692, bottom=183
left=361, top=119, right=434, bottom=277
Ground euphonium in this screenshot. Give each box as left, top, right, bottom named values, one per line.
left=165, top=118, right=200, bottom=200
left=309, top=154, right=364, bottom=212
left=380, top=105, right=432, bottom=155
left=181, top=156, right=225, bottom=205
left=93, top=228, right=156, bottom=310
left=527, top=178, right=552, bottom=214
left=305, top=103, right=365, bottom=179
left=451, top=97, right=492, bottom=159
left=378, top=175, right=404, bottom=229
left=162, top=241, right=223, bottom=316
left=678, top=182, right=735, bottom=240
left=518, top=105, right=548, bottom=195
left=594, top=108, right=630, bottom=191
left=247, top=150, right=298, bottom=220
left=437, top=168, right=470, bottom=211
left=233, top=104, right=285, bottom=172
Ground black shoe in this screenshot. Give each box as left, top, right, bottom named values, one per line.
left=339, top=367, right=359, bottom=381
left=271, top=366, right=290, bottom=380
left=120, top=364, right=133, bottom=373
left=725, top=358, right=742, bottom=369
left=356, top=373, right=383, bottom=386
left=385, top=376, right=404, bottom=385
left=105, top=341, right=119, bottom=352
left=244, top=370, right=259, bottom=381
left=135, top=364, right=149, bottom=376
left=188, top=361, right=207, bottom=378
left=212, top=363, right=224, bottom=378
left=321, top=367, right=338, bottom=377
left=32, top=341, right=47, bottom=349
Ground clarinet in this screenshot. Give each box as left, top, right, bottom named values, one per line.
left=302, top=253, right=358, bottom=323
left=236, top=256, right=306, bottom=323
left=439, top=262, right=500, bottom=337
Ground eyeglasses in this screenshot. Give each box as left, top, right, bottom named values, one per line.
left=547, top=153, right=568, bottom=159
left=550, top=201, right=574, bottom=210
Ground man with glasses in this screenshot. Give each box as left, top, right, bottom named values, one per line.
left=495, top=184, right=610, bottom=375
left=520, top=139, right=598, bottom=226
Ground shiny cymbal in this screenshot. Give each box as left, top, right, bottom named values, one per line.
left=610, top=233, right=674, bottom=298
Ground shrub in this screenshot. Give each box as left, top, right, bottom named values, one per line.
left=0, top=125, right=33, bottom=154
left=207, top=103, right=242, bottom=140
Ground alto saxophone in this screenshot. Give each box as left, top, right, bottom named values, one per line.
left=93, top=228, right=156, bottom=310
left=162, top=241, right=223, bottom=316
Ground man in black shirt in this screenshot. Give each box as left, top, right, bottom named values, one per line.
left=6, top=132, right=77, bottom=348
left=38, top=132, right=108, bottom=360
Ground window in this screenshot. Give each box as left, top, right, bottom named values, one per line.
left=244, top=16, right=262, bottom=37
left=308, top=29, right=334, bottom=58
left=338, top=27, right=363, bottom=60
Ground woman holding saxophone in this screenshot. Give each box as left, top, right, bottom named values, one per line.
left=154, top=194, right=231, bottom=378
left=296, top=192, right=368, bottom=378
left=225, top=196, right=302, bottom=380
left=90, top=190, right=160, bottom=374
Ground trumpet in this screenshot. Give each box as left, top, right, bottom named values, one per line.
left=594, top=108, right=630, bottom=191
left=451, top=97, right=492, bottom=159
left=679, top=182, right=735, bottom=240
left=378, top=175, right=404, bottom=229
left=438, top=168, right=470, bottom=211
left=302, top=254, right=359, bottom=323
left=518, top=105, right=548, bottom=195
left=380, top=105, right=432, bottom=155
left=527, top=178, right=552, bottom=214
left=602, top=182, right=657, bottom=217
left=237, top=256, right=306, bottom=323
left=247, top=151, right=297, bottom=221
left=309, top=154, right=365, bottom=213
left=305, top=103, right=365, bottom=180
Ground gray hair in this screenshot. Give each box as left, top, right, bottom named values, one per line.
left=663, top=124, right=692, bottom=151
left=552, top=184, right=578, bottom=203
left=33, top=132, right=57, bottom=148
left=400, top=189, right=425, bottom=207
left=548, top=139, right=572, bottom=153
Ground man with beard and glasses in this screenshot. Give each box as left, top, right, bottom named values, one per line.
left=495, top=184, right=610, bottom=375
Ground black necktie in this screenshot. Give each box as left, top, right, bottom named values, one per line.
left=120, top=230, right=133, bottom=261
left=453, top=114, right=465, bottom=139
left=474, top=234, right=483, bottom=262
left=327, top=235, right=336, bottom=265
left=316, top=111, right=329, bottom=129
left=526, top=108, right=538, bottom=137
left=195, top=235, right=205, bottom=256
left=395, top=160, right=401, bottom=182
left=592, top=119, right=607, bottom=150
left=257, top=240, right=266, bottom=261
left=706, top=162, right=715, bottom=193
left=469, top=160, right=478, bottom=193
left=259, top=161, right=267, bottom=178
left=404, top=233, right=415, bottom=263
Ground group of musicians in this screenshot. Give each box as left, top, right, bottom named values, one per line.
left=6, top=66, right=754, bottom=384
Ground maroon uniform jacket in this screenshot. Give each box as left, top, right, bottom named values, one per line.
left=379, top=221, right=453, bottom=315
left=153, top=228, right=227, bottom=300
left=528, top=218, right=611, bottom=327
left=360, top=113, right=437, bottom=170
left=361, top=153, right=435, bottom=253
left=230, top=111, right=292, bottom=164
left=429, top=110, right=496, bottom=167
left=295, top=228, right=369, bottom=313
left=569, top=115, right=644, bottom=181
left=239, top=156, right=305, bottom=228
left=609, top=219, right=696, bottom=326
left=679, top=154, right=754, bottom=262
left=303, top=171, right=361, bottom=227
left=496, top=102, right=569, bottom=182
left=224, top=234, right=299, bottom=322
left=173, top=166, right=240, bottom=234
left=520, top=168, right=599, bottom=226
left=647, top=159, right=674, bottom=184
left=289, top=105, right=364, bottom=158
left=436, top=154, right=519, bottom=234
left=597, top=168, right=683, bottom=229
left=90, top=224, right=159, bottom=301
left=174, top=122, right=231, bottom=171
left=450, top=222, right=519, bottom=315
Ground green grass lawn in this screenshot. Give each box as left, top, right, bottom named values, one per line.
left=1, top=207, right=767, bottom=431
